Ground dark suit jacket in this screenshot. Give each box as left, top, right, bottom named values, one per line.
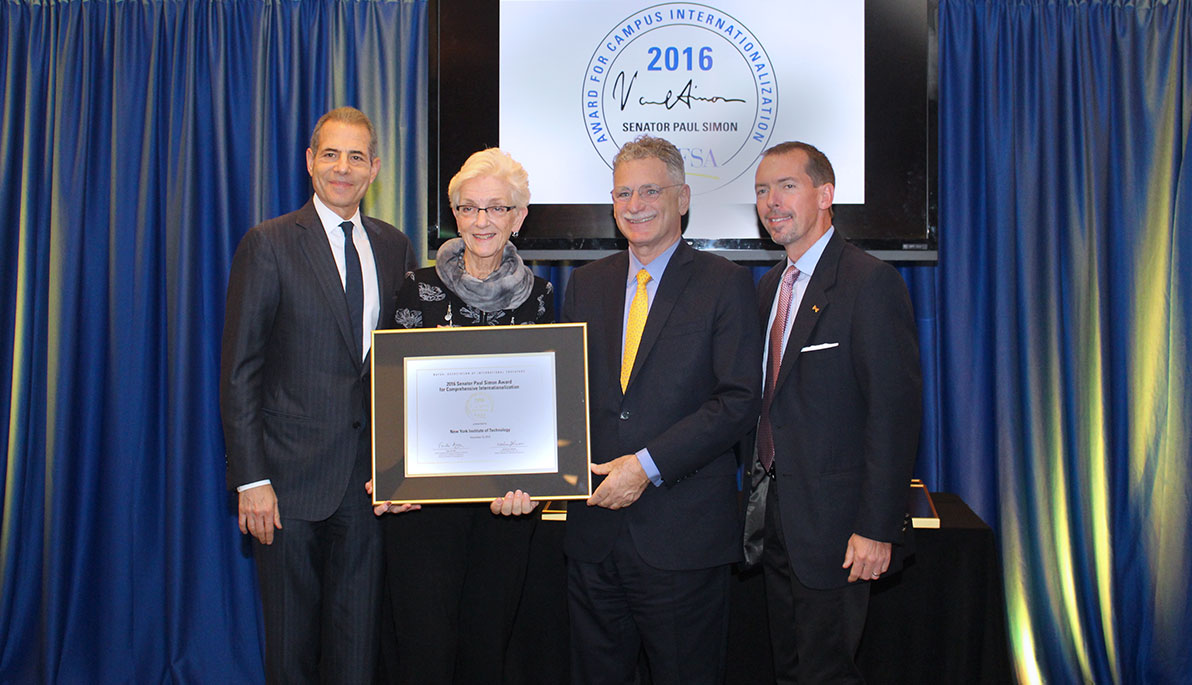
left=753, top=230, right=921, bottom=589
left=221, top=199, right=416, bottom=521
left=562, top=240, right=762, bottom=570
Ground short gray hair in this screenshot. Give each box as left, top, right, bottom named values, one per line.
left=309, top=106, right=378, bottom=160
left=612, top=135, right=685, bottom=185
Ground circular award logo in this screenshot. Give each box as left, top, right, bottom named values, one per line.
left=581, top=3, right=778, bottom=194
left=464, top=393, right=494, bottom=421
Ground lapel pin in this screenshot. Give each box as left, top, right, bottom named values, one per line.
left=812, top=304, right=820, bottom=313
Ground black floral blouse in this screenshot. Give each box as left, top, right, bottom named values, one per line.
left=390, top=267, right=555, bottom=329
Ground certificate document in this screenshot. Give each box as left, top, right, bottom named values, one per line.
left=404, top=352, right=558, bottom=477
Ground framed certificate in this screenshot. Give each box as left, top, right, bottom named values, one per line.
left=371, top=323, right=591, bottom=504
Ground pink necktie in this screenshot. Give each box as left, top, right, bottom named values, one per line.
left=757, top=265, right=798, bottom=472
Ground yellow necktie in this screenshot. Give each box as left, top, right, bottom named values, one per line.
left=621, top=269, right=652, bottom=392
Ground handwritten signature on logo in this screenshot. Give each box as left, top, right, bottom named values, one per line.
left=612, top=71, right=745, bottom=111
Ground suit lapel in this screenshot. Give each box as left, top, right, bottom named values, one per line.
left=773, top=232, right=842, bottom=393
left=362, top=217, right=389, bottom=329
left=625, top=241, right=693, bottom=392
left=359, top=218, right=391, bottom=376
left=601, top=253, right=631, bottom=394
left=757, top=262, right=783, bottom=334
left=296, top=202, right=362, bottom=371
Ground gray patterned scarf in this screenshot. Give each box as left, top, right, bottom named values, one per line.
left=434, top=237, right=535, bottom=312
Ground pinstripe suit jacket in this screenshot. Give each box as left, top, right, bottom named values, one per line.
left=220, top=199, right=415, bottom=520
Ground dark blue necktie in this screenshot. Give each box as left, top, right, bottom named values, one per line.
left=340, top=221, right=363, bottom=361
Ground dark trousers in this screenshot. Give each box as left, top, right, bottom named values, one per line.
left=253, top=492, right=382, bottom=685
left=378, top=504, right=538, bottom=685
left=763, top=484, right=870, bottom=684
left=567, top=532, right=731, bottom=685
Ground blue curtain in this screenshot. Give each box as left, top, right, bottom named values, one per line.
left=934, top=1, right=1191, bottom=683
left=0, top=1, right=426, bottom=681
left=2, top=0, right=1190, bottom=683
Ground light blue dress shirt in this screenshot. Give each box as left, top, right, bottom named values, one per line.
left=622, top=238, right=681, bottom=487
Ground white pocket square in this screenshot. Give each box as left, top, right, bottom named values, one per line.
left=800, top=342, right=839, bottom=352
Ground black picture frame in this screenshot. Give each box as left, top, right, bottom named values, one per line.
left=371, top=323, right=592, bottom=503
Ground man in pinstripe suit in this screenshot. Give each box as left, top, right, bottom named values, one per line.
left=220, top=107, right=416, bottom=684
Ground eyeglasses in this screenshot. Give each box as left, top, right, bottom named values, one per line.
left=610, top=183, right=682, bottom=204
left=454, top=205, right=516, bottom=218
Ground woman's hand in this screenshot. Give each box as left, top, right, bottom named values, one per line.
left=490, top=490, right=538, bottom=516
left=365, top=479, right=421, bottom=516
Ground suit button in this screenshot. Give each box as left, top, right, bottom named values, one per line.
left=352, top=420, right=362, bottom=429
left=619, top=410, right=631, bottom=420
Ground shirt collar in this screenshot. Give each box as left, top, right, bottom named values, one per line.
left=627, top=238, right=681, bottom=287
left=789, top=226, right=834, bottom=276
left=312, top=194, right=363, bottom=238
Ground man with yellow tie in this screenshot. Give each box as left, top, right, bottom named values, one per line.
left=561, top=135, right=762, bottom=685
